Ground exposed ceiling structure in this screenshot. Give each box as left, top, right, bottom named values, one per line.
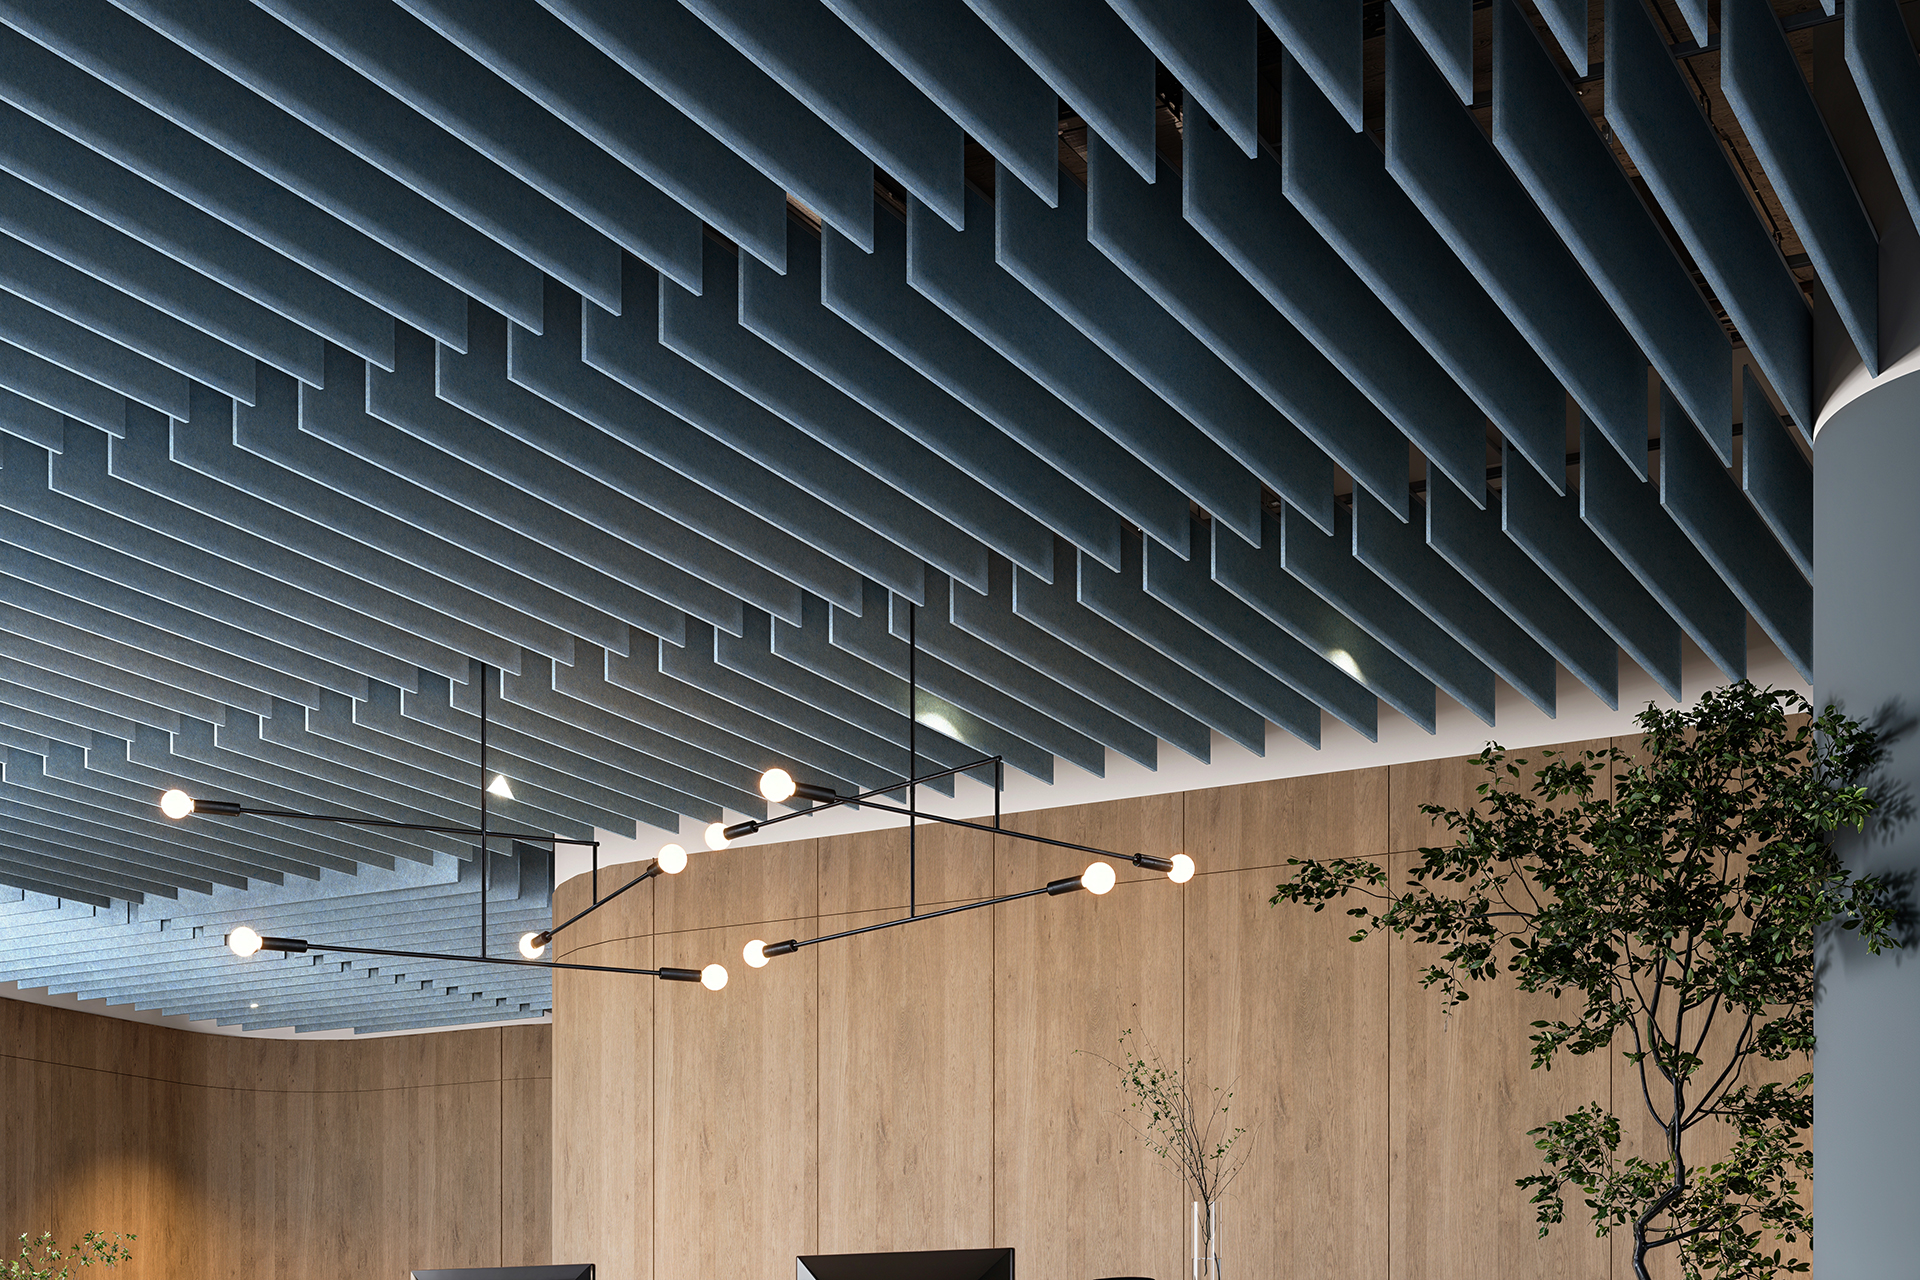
left=0, top=0, right=1897, bottom=1032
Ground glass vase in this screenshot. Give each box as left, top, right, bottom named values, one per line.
left=1190, top=1197, right=1223, bottom=1280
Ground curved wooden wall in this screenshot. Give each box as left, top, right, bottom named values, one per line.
left=552, top=745, right=1653, bottom=1280
left=0, top=998, right=550, bottom=1280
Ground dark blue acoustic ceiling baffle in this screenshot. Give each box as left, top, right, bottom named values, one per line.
left=0, top=0, right=1851, bottom=1033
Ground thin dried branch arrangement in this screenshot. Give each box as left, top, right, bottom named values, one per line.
left=1272, top=682, right=1904, bottom=1280
left=1081, top=1028, right=1253, bottom=1210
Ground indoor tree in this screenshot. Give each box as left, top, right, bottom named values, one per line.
left=1272, top=683, right=1902, bottom=1280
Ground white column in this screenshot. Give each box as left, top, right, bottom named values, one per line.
left=1812, top=369, right=1920, bottom=1277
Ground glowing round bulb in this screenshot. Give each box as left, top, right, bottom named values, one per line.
left=1168, top=853, right=1196, bottom=884
left=227, top=926, right=264, bottom=958
left=759, top=767, right=797, bottom=804
left=1082, top=861, right=1117, bottom=895
left=700, top=963, right=729, bottom=991
left=159, top=789, right=194, bottom=820
left=743, top=939, right=769, bottom=968
left=657, top=843, right=688, bottom=874
left=518, top=931, right=548, bottom=960
left=705, top=822, right=731, bottom=851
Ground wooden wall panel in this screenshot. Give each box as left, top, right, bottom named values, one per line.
left=815, top=904, right=992, bottom=1255
left=1389, top=738, right=1613, bottom=853
left=1182, top=861, right=1390, bottom=1280
left=1187, top=767, right=1390, bottom=873
left=0, top=997, right=551, bottom=1280
left=991, top=795, right=1186, bottom=1280
left=1386, top=850, right=1613, bottom=1280
left=652, top=917, right=818, bottom=1280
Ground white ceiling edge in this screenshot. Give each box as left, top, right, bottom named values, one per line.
left=561, top=622, right=1810, bottom=882
left=0, top=981, right=551, bottom=1041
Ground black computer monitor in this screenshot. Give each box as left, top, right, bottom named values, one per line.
left=797, top=1247, right=1012, bottom=1280
left=410, top=1267, right=593, bottom=1280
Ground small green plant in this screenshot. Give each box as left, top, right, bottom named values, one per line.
left=1082, top=1029, right=1250, bottom=1280
left=2, top=1232, right=136, bottom=1280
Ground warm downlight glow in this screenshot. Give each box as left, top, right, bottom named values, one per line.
left=1082, top=861, right=1117, bottom=895
left=758, top=767, right=797, bottom=804
left=518, top=931, right=548, bottom=960
left=1168, top=854, right=1196, bottom=884
left=159, top=789, right=194, bottom=820
left=226, top=927, right=264, bottom=958
left=657, top=843, right=688, bottom=874
left=700, top=963, right=729, bottom=991
left=743, top=939, right=769, bottom=968
left=704, top=822, right=731, bottom=850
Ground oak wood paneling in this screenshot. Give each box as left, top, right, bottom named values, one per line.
left=1385, top=853, right=1613, bottom=1280
left=653, top=917, right=818, bottom=1280
left=992, top=795, right=1186, bottom=1280
left=1187, top=766, right=1391, bottom=873
left=551, top=943, right=653, bottom=1280
left=1, top=997, right=550, bottom=1280
left=818, top=819, right=994, bottom=916
left=1389, top=738, right=1613, bottom=853
left=815, top=905, right=992, bottom=1255
left=1183, top=862, right=1390, bottom=1280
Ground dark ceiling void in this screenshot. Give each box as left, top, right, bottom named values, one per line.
left=0, top=0, right=1877, bottom=1032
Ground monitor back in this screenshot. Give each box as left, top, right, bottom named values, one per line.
left=411, top=1267, right=593, bottom=1280
left=797, top=1247, right=1011, bottom=1280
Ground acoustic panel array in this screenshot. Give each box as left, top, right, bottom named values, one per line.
left=0, top=0, right=1871, bottom=1033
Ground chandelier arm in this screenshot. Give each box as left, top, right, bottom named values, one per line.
left=270, top=939, right=674, bottom=977
left=779, top=881, right=1057, bottom=952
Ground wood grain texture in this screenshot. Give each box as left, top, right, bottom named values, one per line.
left=815, top=905, right=992, bottom=1254
left=551, top=941, right=653, bottom=1280
left=1388, top=738, right=1613, bottom=853
left=818, top=819, right=993, bottom=916
left=1183, top=862, right=1390, bottom=1280
left=1385, top=851, right=1613, bottom=1280
left=653, top=917, right=818, bottom=1280
left=991, top=794, right=1187, bottom=1280
left=0, top=996, right=551, bottom=1280
left=1187, top=766, right=1390, bottom=873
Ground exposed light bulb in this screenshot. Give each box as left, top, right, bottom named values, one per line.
left=227, top=927, right=264, bottom=958
left=1328, top=648, right=1362, bottom=680
left=657, top=843, right=688, bottom=874
left=249, top=1002, right=259, bottom=1009
left=700, top=963, right=729, bottom=991
left=704, top=822, right=730, bottom=851
left=743, top=939, right=769, bottom=968
left=487, top=774, right=514, bottom=800
left=1168, top=853, right=1196, bottom=884
left=159, top=789, right=194, bottom=820
left=518, top=931, right=549, bottom=960
left=1082, top=861, right=1117, bottom=895
left=759, top=767, right=796, bottom=804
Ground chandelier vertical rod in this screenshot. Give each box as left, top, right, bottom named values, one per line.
left=479, top=660, right=489, bottom=959
left=908, top=601, right=917, bottom=919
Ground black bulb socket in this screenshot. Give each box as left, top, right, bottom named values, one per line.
left=261, top=936, right=309, bottom=953
left=195, top=799, right=244, bottom=815
left=1131, top=853, right=1174, bottom=873
left=657, top=967, right=702, bottom=982
left=762, top=939, right=801, bottom=958
left=722, top=820, right=761, bottom=840
left=793, top=782, right=840, bottom=805
left=1045, top=875, right=1084, bottom=896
